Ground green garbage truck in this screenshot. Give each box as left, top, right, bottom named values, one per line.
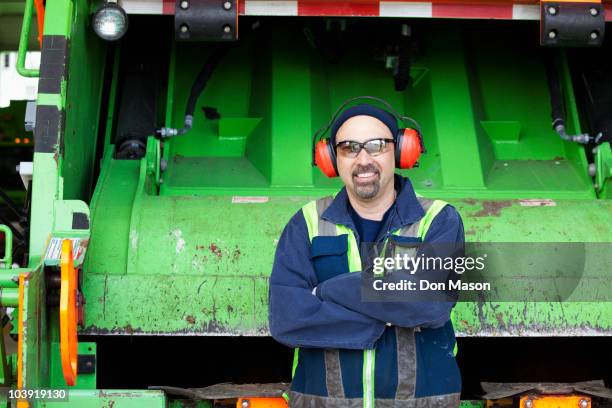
left=1, top=0, right=611, bottom=406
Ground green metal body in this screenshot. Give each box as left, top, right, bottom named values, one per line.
left=82, top=24, right=611, bottom=336
left=4, top=0, right=610, bottom=405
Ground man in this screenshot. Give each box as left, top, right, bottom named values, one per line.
left=269, top=102, right=463, bottom=407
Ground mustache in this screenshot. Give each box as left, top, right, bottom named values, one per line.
left=352, top=165, right=379, bottom=177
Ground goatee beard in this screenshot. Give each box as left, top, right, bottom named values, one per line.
left=352, top=164, right=380, bottom=199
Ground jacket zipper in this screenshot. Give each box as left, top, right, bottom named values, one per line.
left=363, top=230, right=390, bottom=408
left=344, top=217, right=396, bottom=408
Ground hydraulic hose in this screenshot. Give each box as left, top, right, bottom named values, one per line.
left=545, top=53, right=600, bottom=144
left=157, top=44, right=231, bottom=138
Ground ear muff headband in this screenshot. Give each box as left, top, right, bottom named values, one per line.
left=312, top=96, right=425, bottom=177
left=311, top=96, right=422, bottom=146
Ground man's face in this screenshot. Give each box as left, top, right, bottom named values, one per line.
left=335, top=115, right=395, bottom=201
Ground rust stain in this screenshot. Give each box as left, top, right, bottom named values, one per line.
left=196, top=245, right=205, bottom=250
left=232, top=247, right=241, bottom=262
left=462, top=199, right=477, bottom=205
left=81, top=322, right=274, bottom=336
left=495, top=313, right=505, bottom=327
left=81, top=324, right=146, bottom=335
left=185, top=315, right=196, bottom=325
left=464, top=224, right=492, bottom=236
left=472, top=200, right=513, bottom=217
left=209, top=243, right=222, bottom=257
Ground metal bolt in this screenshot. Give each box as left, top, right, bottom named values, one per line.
left=180, top=0, right=189, bottom=9
left=241, top=400, right=250, bottom=408
left=589, top=7, right=598, bottom=16
left=180, top=24, right=189, bottom=33
left=524, top=399, right=533, bottom=408
left=503, top=162, right=509, bottom=167
left=424, top=179, right=433, bottom=187
left=548, top=30, right=557, bottom=39
left=223, top=24, right=232, bottom=33
left=548, top=6, right=557, bottom=15
left=579, top=399, right=589, bottom=408
left=590, top=30, right=599, bottom=40
left=223, top=1, right=232, bottom=10
left=555, top=160, right=561, bottom=165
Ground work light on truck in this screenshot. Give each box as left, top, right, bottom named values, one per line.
left=92, top=0, right=128, bottom=41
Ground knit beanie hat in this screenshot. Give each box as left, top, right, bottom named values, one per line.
left=330, top=103, right=398, bottom=146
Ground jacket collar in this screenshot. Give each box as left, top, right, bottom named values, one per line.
left=321, top=174, right=425, bottom=231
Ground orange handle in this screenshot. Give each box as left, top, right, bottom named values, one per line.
left=59, top=239, right=78, bottom=386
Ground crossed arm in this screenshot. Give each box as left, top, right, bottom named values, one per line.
left=268, top=206, right=464, bottom=349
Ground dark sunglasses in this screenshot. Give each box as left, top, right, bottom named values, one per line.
left=335, top=138, right=395, bottom=158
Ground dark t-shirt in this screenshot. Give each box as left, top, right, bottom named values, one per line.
left=348, top=203, right=394, bottom=244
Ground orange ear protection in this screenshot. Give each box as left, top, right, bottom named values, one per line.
left=312, top=96, right=425, bottom=178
